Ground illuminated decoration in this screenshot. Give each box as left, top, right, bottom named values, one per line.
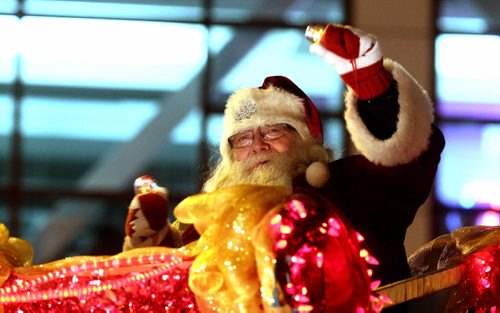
left=0, top=186, right=385, bottom=312
left=0, top=224, right=34, bottom=286
left=445, top=244, right=500, bottom=312
left=270, top=193, right=389, bottom=312
left=442, top=226, right=500, bottom=312
left=0, top=223, right=198, bottom=311
left=1, top=186, right=497, bottom=311
left=0, top=249, right=198, bottom=312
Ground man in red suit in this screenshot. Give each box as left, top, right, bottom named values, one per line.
left=123, top=23, right=445, bottom=308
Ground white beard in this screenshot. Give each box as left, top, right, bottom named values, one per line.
left=214, top=150, right=306, bottom=191
left=202, top=138, right=332, bottom=193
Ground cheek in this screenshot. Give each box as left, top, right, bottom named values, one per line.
left=271, top=140, right=293, bottom=153
left=276, top=143, right=291, bottom=153
left=233, top=149, right=249, bottom=161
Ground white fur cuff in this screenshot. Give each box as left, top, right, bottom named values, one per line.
left=344, top=59, right=434, bottom=166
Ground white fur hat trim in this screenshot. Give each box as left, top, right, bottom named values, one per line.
left=220, top=85, right=312, bottom=161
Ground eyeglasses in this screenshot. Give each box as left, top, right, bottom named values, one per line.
left=228, top=123, right=293, bottom=149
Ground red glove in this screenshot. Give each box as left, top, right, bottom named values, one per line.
left=123, top=186, right=178, bottom=250
left=309, top=24, right=393, bottom=100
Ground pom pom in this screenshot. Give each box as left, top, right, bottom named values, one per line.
left=305, top=162, right=330, bottom=188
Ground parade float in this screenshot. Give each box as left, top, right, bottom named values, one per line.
left=0, top=185, right=498, bottom=312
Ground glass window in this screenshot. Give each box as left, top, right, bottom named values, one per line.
left=152, top=108, right=203, bottom=195
left=0, top=201, right=7, bottom=224
left=435, top=0, right=500, bottom=231
left=20, top=94, right=203, bottom=190
left=204, top=113, right=224, bottom=180
left=23, top=0, right=203, bottom=21
left=436, top=34, right=500, bottom=120
left=3, top=0, right=348, bottom=260
left=170, top=107, right=203, bottom=145
left=324, top=119, right=345, bottom=159
left=0, top=94, right=14, bottom=137
left=151, top=141, right=201, bottom=195
left=212, top=0, right=345, bottom=25
left=210, top=26, right=344, bottom=113
left=19, top=96, right=149, bottom=188
left=0, top=15, right=20, bottom=84
left=436, top=123, right=500, bottom=210
left=437, top=0, right=499, bottom=33
left=21, top=96, right=159, bottom=141
left=19, top=17, right=207, bottom=90
left=0, top=95, right=13, bottom=185
left=0, top=0, right=18, bottom=14
left=206, top=113, right=224, bottom=148
left=19, top=197, right=127, bottom=263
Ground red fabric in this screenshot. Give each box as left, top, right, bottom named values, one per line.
left=341, top=60, right=394, bottom=100
left=136, top=192, right=169, bottom=232
left=320, top=24, right=360, bottom=59
left=261, top=76, right=324, bottom=143
left=319, top=24, right=393, bottom=100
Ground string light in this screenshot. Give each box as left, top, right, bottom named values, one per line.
left=0, top=251, right=198, bottom=312
left=271, top=195, right=388, bottom=312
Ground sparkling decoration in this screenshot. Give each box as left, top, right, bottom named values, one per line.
left=270, top=192, right=388, bottom=312
left=0, top=224, right=34, bottom=286
left=0, top=186, right=393, bottom=312
left=133, top=175, right=159, bottom=195
left=174, top=185, right=293, bottom=311
left=446, top=243, right=500, bottom=312
left=0, top=248, right=198, bottom=312
left=234, top=100, right=257, bottom=121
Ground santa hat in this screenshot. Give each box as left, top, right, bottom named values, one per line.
left=220, top=76, right=323, bottom=161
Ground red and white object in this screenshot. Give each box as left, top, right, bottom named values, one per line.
left=123, top=176, right=173, bottom=250
left=308, top=24, right=393, bottom=100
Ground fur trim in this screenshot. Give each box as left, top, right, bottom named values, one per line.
left=220, top=85, right=312, bottom=162
left=344, top=59, right=434, bottom=166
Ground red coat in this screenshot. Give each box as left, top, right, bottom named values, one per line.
left=293, top=126, right=445, bottom=285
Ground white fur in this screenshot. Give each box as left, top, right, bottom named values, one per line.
left=344, top=59, right=434, bottom=166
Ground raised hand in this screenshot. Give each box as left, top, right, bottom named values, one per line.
left=308, top=24, right=393, bottom=100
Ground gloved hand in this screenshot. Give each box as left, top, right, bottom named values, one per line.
left=123, top=186, right=179, bottom=251
left=309, top=24, right=393, bottom=100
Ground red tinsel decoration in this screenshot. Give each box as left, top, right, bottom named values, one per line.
left=270, top=192, right=387, bottom=312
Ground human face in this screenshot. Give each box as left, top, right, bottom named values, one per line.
left=230, top=124, right=297, bottom=162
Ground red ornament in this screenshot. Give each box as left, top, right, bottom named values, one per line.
left=446, top=244, right=500, bottom=312
left=270, top=191, right=383, bottom=312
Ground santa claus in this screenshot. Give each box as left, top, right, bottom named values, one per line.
left=123, top=23, right=445, bottom=310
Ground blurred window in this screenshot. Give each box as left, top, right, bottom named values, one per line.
left=1, top=0, right=347, bottom=259
left=435, top=0, right=500, bottom=232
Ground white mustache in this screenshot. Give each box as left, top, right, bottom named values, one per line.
left=243, top=152, right=280, bottom=169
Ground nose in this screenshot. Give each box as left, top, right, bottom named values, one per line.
left=250, top=132, right=270, bottom=153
